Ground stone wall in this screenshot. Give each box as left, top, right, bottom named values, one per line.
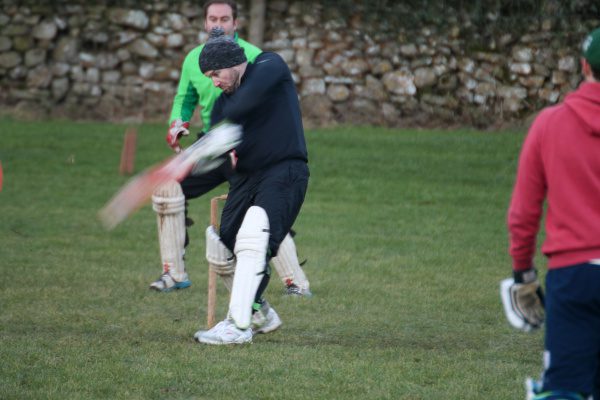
left=0, top=0, right=597, bottom=128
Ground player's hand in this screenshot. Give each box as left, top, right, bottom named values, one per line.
left=512, top=269, right=545, bottom=327
left=166, top=119, right=190, bottom=153
left=228, top=150, right=238, bottom=170
left=500, top=268, right=545, bottom=332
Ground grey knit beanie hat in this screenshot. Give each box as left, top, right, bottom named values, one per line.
left=199, top=27, right=247, bottom=73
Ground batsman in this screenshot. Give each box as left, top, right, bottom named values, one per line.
left=188, top=26, right=309, bottom=344
left=151, top=0, right=311, bottom=299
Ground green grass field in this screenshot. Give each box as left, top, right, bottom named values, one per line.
left=0, top=118, right=547, bottom=399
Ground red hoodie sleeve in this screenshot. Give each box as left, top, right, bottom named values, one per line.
left=507, top=112, right=548, bottom=271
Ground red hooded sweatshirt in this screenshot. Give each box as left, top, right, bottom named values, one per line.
left=508, top=82, right=600, bottom=271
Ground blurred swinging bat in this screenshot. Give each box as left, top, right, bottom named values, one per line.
left=99, top=123, right=242, bottom=230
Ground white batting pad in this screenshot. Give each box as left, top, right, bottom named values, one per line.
left=500, top=278, right=537, bottom=332
left=206, top=225, right=235, bottom=292
left=152, top=180, right=186, bottom=281
left=229, top=206, right=270, bottom=329
left=206, top=226, right=235, bottom=273
left=217, top=274, right=234, bottom=292
left=271, top=233, right=309, bottom=291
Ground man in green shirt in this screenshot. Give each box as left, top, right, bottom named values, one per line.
left=151, top=1, right=312, bottom=304
left=167, top=2, right=261, bottom=141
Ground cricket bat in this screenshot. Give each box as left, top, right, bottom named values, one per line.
left=99, top=123, right=242, bottom=230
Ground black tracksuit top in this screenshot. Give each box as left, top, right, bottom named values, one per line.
left=210, top=52, right=308, bottom=173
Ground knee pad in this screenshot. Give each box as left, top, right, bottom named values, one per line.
left=206, top=225, right=235, bottom=292
left=152, top=180, right=186, bottom=279
left=205, top=225, right=235, bottom=275
left=234, top=206, right=270, bottom=257
left=229, top=206, right=270, bottom=329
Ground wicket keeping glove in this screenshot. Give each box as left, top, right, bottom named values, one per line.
left=500, top=268, right=545, bottom=332
left=166, top=119, right=190, bottom=152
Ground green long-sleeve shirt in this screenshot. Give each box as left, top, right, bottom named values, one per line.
left=169, top=35, right=262, bottom=130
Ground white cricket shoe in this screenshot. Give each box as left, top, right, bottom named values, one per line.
left=251, top=303, right=282, bottom=334
left=194, top=319, right=252, bottom=345
left=193, top=320, right=227, bottom=341
left=149, top=272, right=191, bottom=292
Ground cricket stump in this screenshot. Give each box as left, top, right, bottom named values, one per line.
left=119, top=127, right=137, bottom=175
left=207, top=194, right=228, bottom=329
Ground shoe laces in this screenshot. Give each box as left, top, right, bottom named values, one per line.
left=160, top=272, right=175, bottom=284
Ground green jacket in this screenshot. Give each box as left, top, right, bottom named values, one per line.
left=169, top=35, right=262, bottom=130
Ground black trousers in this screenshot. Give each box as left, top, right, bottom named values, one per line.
left=180, top=160, right=232, bottom=200
left=219, top=159, right=309, bottom=257
left=180, top=159, right=309, bottom=256
left=180, top=159, right=309, bottom=306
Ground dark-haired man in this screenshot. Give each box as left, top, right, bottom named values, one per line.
left=503, top=27, right=600, bottom=400
left=193, top=28, right=309, bottom=345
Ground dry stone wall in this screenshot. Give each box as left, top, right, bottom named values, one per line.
left=0, top=0, right=597, bottom=128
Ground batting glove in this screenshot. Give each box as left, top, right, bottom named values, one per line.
left=197, top=130, right=238, bottom=170
left=166, top=119, right=190, bottom=153
left=500, top=268, right=545, bottom=332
